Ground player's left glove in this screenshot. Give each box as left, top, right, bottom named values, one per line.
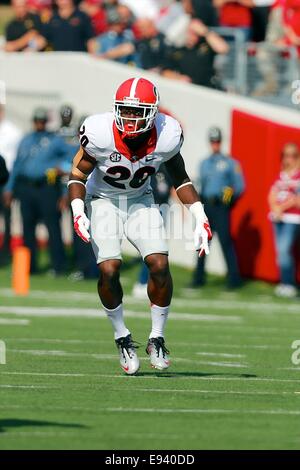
left=189, top=201, right=212, bottom=257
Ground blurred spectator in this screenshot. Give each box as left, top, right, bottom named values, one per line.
left=268, top=142, right=300, bottom=298
left=133, top=18, right=167, bottom=70
left=161, top=20, right=229, bottom=87
left=27, top=0, right=53, bottom=24
left=251, top=0, right=285, bottom=96
left=3, top=108, right=69, bottom=275
left=251, top=0, right=274, bottom=42
left=117, top=3, right=135, bottom=28
left=97, top=18, right=167, bottom=70
left=281, top=0, right=300, bottom=56
left=162, top=0, right=218, bottom=48
left=80, top=0, right=108, bottom=36
left=58, top=104, right=78, bottom=146
left=190, top=126, right=245, bottom=289
left=213, top=0, right=253, bottom=41
left=156, top=0, right=183, bottom=37
left=91, top=7, right=135, bottom=63
left=103, top=0, right=119, bottom=10
left=191, top=0, right=219, bottom=25
left=0, top=104, right=22, bottom=264
left=251, top=0, right=300, bottom=97
left=0, top=156, right=9, bottom=188
left=119, top=0, right=160, bottom=19
left=4, top=0, right=44, bottom=52
left=39, top=0, right=95, bottom=52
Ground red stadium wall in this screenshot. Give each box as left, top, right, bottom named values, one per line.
left=230, top=110, right=300, bottom=283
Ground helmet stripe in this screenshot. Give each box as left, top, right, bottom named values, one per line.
left=129, top=77, right=140, bottom=99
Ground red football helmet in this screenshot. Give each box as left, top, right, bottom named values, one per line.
left=113, top=77, right=160, bottom=136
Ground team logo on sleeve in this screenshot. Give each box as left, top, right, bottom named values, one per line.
left=110, top=152, right=122, bottom=162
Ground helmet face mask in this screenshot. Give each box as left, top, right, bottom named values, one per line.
left=113, top=78, right=159, bottom=137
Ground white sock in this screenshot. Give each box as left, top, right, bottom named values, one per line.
left=103, top=303, right=130, bottom=340
left=149, top=303, right=169, bottom=339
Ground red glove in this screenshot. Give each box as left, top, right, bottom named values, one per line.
left=73, top=213, right=90, bottom=243
left=71, top=198, right=90, bottom=243
left=189, top=201, right=212, bottom=257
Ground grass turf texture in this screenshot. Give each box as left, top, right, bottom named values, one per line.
left=0, top=257, right=300, bottom=450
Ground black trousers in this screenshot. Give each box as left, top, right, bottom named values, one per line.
left=193, top=202, right=241, bottom=287
left=17, top=179, right=66, bottom=273
left=0, top=193, right=11, bottom=263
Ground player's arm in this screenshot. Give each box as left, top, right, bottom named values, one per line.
left=165, top=152, right=212, bottom=257
left=68, top=147, right=96, bottom=243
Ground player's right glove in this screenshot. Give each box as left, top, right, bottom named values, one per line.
left=189, top=201, right=212, bottom=257
left=71, top=198, right=90, bottom=243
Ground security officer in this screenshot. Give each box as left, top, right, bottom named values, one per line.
left=191, top=127, right=245, bottom=289
left=3, top=107, right=68, bottom=275
left=58, top=104, right=78, bottom=146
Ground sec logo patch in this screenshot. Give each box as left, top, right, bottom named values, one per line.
left=110, top=152, right=122, bottom=162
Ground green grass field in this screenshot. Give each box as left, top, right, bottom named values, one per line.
left=0, top=258, right=300, bottom=450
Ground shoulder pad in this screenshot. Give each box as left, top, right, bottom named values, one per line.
left=79, top=113, right=113, bottom=158
left=155, top=113, right=183, bottom=161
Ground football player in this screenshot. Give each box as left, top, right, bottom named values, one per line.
left=68, top=77, right=212, bottom=375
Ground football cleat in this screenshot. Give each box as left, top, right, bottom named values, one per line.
left=146, top=337, right=170, bottom=370
left=115, top=334, right=140, bottom=375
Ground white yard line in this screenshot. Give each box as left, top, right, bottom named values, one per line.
left=2, top=371, right=300, bottom=383
left=192, top=361, right=248, bottom=368
left=196, top=352, right=246, bottom=358
left=2, top=385, right=294, bottom=396
left=0, top=403, right=299, bottom=416
left=0, top=306, right=241, bottom=323
left=72, top=407, right=300, bottom=416
left=124, top=295, right=300, bottom=314
left=1, top=288, right=299, bottom=314
left=2, top=338, right=288, bottom=350
left=3, top=338, right=102, bottom=344
left=0, top=385, right=56, bottom=389
left=6, top=349, right=248, bottom=367
left=0, top=319, right=30, bottom=325
left=110, top=388, right=297, bottom=396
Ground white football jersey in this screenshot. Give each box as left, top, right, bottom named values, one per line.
left=81, top=112, right=183, bottom=199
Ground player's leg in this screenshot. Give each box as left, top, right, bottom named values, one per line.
left=86, top=197, right=139, bottom=375
left=144, top=253, right=172, bottom=370
left=145, top=253, right=172, bottom=307
left=97, top=258, right=139, bottom=374
left=98, top=259, right=123, bottom=309
left=125, top=200, right=171, bottom=370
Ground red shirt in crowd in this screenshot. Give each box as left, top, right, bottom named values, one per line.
left=270, top=169, right=300, bottom=223
left=219, top=2, right=252, bottom=28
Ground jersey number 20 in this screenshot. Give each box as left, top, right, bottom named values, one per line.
left=103, top=166, right=155, bottom=189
